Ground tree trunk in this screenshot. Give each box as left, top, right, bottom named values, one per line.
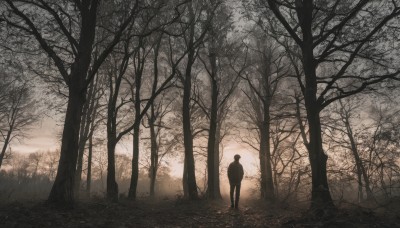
left=181, top=1, right=198, bottom=200
left=129, top=123, right=140, bottom=199
left=48, top=86, right=85, bottom=206
left=106, top=76, right=120, bottom=201
left=300, top=1, right=334, bottom=210
left=74, top=110, right=89, bottom=197
left=148, top=37, right=163, bottom=198
left=0, top=95, right=18, bottom=169
left=273, top=169, right=279, bottom=199
left=106, top=132, right=119, bottom=201
left=362, top=164, right=373, bottom=200
left=128, top=57, right=143, bottom=199
left=213, top=122, right=222, bottom=199
left=182, top=69, right=198, bottom=199
left=303, top=55, right=334, bottom=209
left=149, top=158, right=157, bottom=197
left=307, top=108, right=333, bottom=209
left=182, top=161, right=188, bottom=197
left=0, top=124, right=13, bottom=169
left=343, top=111, right=373, bottom=201
left=264, top=106, right=275, bottom=201
left=128, top=43, right=145, bottom=199
left=346, top=122, right=364, bottom=201
left=206, top=52, right=219, bottom=199
left=303, top=48, right=334, bottom=208
left=75, top=78, right=96, bottom=197
left=259, top=128, right=267, bottom=198
left=47, top=2, right=98, bottom=206
left=74, top=119, right=87, bottom=195
left=149, top=105, right=158, bottom=197
left=86, top=134, right=93, bottom=197
left=259, top=119, right=275, bottom=201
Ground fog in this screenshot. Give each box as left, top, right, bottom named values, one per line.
left=0, top=156, right=257, bottom=203
left=0, top=143, right=260, bottom=203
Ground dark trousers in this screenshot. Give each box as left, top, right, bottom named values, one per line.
left=230, top=183, right=241, bottom=208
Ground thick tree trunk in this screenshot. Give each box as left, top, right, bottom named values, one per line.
left=182, top=73, right=198, bottom=199
left=48, top=87, right=85, bottom=206
left=182, top=59, right=198, bottom=199
left=180, top=1, right=198, bottom=200
left=263, top=104, right=275, bottom=201
left=299, top=1, right=334, bottom=210
left=128, top=61, right=143, bottom=200
left=106, top=133, right=118, bottom=201
left=259, top=118, right=275, bottom=201
left=262, top=45, right=276, bottom=202
left=307, top=108, right=333, bottom=209
left=182, top=161, right=188, bottom=197
left=149, top=162, right=157, bottom=197
left=47, top=1, right=98, bottom=206
left=106, top=79, right=119, bottom=201
left=303, top=50, right=334, bottom=209
left=303, top=41, right=333, bottom=209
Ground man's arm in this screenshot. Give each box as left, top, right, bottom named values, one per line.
left=227, top=163, right=232, bottom=180
left=239, top=164, right=244, bottom=181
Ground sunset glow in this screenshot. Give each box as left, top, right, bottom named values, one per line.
left=1, top=1, right=400, bottom=227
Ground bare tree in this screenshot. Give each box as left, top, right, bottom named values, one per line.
left=1, top=0, right=146, bottom=205
left=0, top=72, right=38, bottom=169
left=238, top=29, right=289, bottom=201
left=126, top=23, right=200, bottom=199
left=324, top=97, right=373, bottom=201
left=74, top=73, right=104, bottom=198
left=361, top=103, right=400, bottom=199
left=104, top=32, right=141, bottom=201
left=142, top=89, right=177, bottom=197
left=196, top=0, right=247, bottom=199
left=176, top=0, right=221, bottom=200
left=254, top=0, right=400, bottom=210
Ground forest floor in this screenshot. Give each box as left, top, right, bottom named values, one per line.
left=0, top=196, right=399, bottom=228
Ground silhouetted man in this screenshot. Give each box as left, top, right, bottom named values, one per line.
left=228, top=154, right=244, bottom=209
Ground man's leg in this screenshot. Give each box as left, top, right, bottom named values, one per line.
left=235, top=183, right=241, bottom=208
left=230, top=184, right=235, bottom=208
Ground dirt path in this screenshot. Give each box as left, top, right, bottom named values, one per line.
left=0, top=198, right=290, bottom=227
left=1, top=198, right=399, bottom=227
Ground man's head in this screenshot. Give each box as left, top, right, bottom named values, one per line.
left=234, top=154, right=241, bottom=161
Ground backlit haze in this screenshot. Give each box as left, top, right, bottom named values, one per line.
left=13, top=115, right=260, bottom=197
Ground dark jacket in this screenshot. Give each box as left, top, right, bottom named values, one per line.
left=228, top=161, right=244, bottom=185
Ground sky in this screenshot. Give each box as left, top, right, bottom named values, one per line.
left=12, top=116, right=60, bottom=153
left=5, top=0, right=260, bottom=180
left=11, top=115, right=260, bottom=179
